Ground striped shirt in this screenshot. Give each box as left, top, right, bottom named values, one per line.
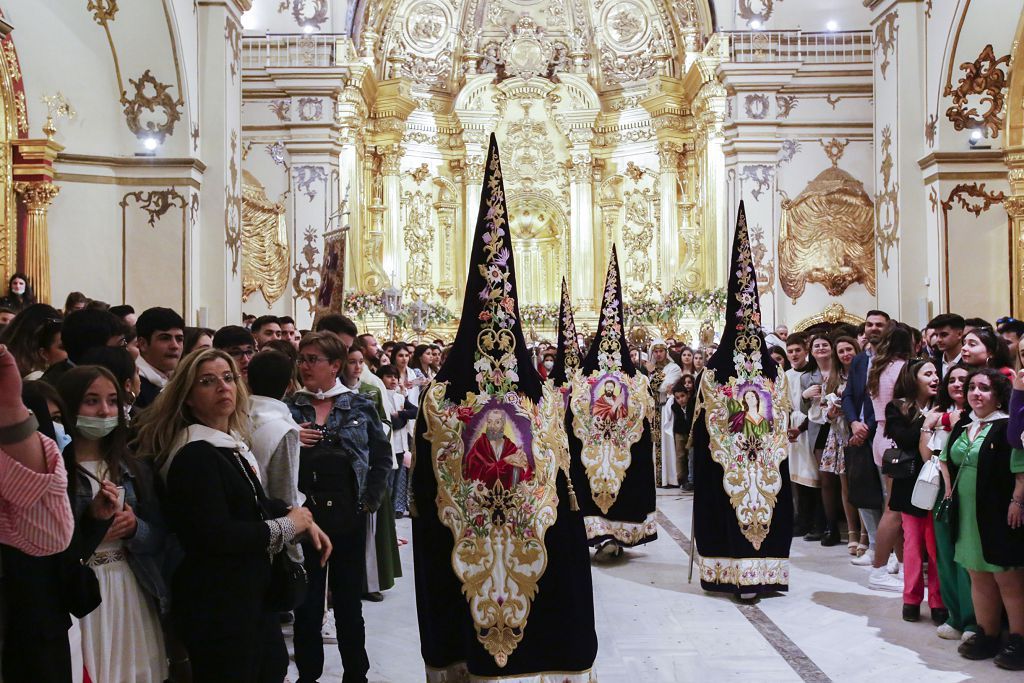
left=0, top=433, right=73, bottom=556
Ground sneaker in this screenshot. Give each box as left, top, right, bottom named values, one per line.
left=321, top=611, right=337, bottom=644
left=868, top=566, right=903, bottom=592
left=996, top=634, right=1024, bottom=670
left=958, top=632, right=1000, bottom=660
left=902, top=604, right=921, bottom=622
left=851, top=549, right=875, bottom=566
left=936, top=623, right=962, bottom=640
left=886, top=554, right=899, bottom=574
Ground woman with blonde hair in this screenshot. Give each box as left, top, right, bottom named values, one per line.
left=134, top=348, right=331, bottom=682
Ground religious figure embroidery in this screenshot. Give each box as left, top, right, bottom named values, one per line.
left=463, top=408, right=533, bottom=488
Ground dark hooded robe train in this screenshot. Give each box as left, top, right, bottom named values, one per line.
left=691, top=202, right=794, bottom=595
left=410, top=134, right=597, bottom=682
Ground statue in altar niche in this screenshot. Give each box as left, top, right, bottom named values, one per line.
left=779, top=163, right=876, bottom=303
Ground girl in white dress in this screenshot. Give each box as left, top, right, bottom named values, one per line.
left=57, top=365, right=168, bottom=683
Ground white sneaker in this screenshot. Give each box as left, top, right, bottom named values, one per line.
left=886, top=554, right=899, bottom=574
left=898, top=563, right=904, bottom=579
left=936, top=623, right=962, bottom=640
left=321, top=610, right=337, bottom=644
left=868, top=566, right=904, bottom=592
left=851, top=549, right=875, bottom=566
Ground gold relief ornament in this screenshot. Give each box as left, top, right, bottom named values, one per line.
left=241, top=171, right=289, bottom=306
left=944, top=44, right=1010, bottom=138
left=696, top=218, right=791, bottom=550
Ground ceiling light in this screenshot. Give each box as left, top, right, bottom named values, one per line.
left=826, top=20, right=839, bottom=32
left=970, top=129, right=984, bottom=141
left=143, top=137, right=159, bottom=151
left=302, top=25, right=315, bottom=34
left=750, top=20, right=763, bottom=30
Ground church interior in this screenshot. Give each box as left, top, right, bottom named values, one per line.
left=2, top=0, right=1024, bottom=681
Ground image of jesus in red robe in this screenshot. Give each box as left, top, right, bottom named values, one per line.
left=592, top=378, right=627, bottom=420
left=463, top=409, right=532, bottom=489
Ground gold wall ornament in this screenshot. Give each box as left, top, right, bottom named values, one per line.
left=41, top=93, right=75, bottom=140
left=292, top=226, right=321, bottom=315
left=402, top=187, right=434, bottom=299
left=748, top=223, right=775, bottom=296
left=225, top=131, right=242, bottom=274
left=775, top=94, right=797, bottom=118
left=944, top=44, right=1011, bottom=138
left=241, top=171, right=289, bottom=306
left=792, top=304, right=865, bottom=333
left=87, top=0, right=118, bottom=25
left=2, top=40, right=20, bottom=82
left=875, top=125, right=899, bottom=273
left=119, top=188, right=184, bottom=227
left=1005, top=194, right=1024, bottom=318
left=122, top=70, right=182, bottom=143
left=14, top=182, right=59, bottom=306
left=819, top=137, right=849, bottom=166
left=621, top=187, right=658, bottom=298
left=780, top=166, right=876, bottom=302
left=874, top=11, right=898, bottom=79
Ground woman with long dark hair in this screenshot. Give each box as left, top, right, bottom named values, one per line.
left=57, top=366, right=167, bottom=682
left=961, top=327, right=1014, bottom=376
left=820, top=335, right=862, bottom=554
left=866, top=323, right=913, bottom=592
left=939, top=368, right=1024, bottom=669
left=0, top=304, right=64, bottom=379
left=0, top=272, right=35, bottom=312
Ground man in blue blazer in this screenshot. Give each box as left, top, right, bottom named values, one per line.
left=842, top=310, right=891, bottom=446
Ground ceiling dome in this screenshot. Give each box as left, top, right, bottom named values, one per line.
left=349, top=0, right=709, bottom=95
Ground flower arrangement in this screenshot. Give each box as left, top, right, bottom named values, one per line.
left=519, top=304, right=559, bottom=329
left=343, top=291, right=382, bottom=319
left=403, top=300, right=455, bottom=327
left=625, top=287, right=727, bottom=325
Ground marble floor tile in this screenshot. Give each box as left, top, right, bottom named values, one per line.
left=284, top=491, right=1021, bottom=682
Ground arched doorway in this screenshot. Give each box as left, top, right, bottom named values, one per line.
left=507, top=193, right=567, bottom=306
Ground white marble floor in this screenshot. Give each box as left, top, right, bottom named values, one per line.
left=287, top=490, right=1022, bottom=682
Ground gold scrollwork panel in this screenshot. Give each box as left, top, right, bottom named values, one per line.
left=241, top=171, right=289, bottom=306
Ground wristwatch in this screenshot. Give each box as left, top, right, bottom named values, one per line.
left=0, top=411, right=39, bottom=445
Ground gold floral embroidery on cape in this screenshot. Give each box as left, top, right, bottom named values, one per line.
left=697, top=212, right=790, bottom=549
left=569, top=253, right=653, bottom=514
left=424, top=139, right=572, bottom=667
left=423, top=383, right=567, bottom=667
left=558, top=277, right=582, bottom=375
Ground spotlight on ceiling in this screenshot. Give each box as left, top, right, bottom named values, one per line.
left=143, top=137, right=159, bottom=151
left=750, top=20, right=763, bottom=30
left=826, top=20, right=839, bottom=32
left=302, top=25, right=315, bottom=34
left=970, top=129, right=984, bottom=141
left=968, top=128, right=991, bottom=150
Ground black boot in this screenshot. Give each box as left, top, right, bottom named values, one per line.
left=902, top=604, right=920, bottom=622
left=820, top=524, right=841, bottom=547
left=996, top=634, right=1024, bottom=670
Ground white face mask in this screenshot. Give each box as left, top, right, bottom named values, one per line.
left=543, top=360, right=554, bottom=370
left=52, top=422, right=72, bottom=454
left=76, top=415, right=119, bottom=440
left=10, top=283, right=24, bottom=295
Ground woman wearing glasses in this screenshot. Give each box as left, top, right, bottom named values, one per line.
left=134, top=348, right=331, bottom=682
left=286, top=332, right=392, bottom=683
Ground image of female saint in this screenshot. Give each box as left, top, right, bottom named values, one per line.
left=463, top=409, right=533, bottom=489
left=592, top=378, right=628, bottom=421
left=728, top=388, right=771, bottom=441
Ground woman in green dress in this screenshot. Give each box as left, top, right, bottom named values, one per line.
left=939, top=368, right=1024, bottom=669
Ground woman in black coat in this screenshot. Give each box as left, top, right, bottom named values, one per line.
left=135, top=348, right=331, bottom=683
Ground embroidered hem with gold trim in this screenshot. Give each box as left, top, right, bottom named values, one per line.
left=583, top=513, right=657, bottom=546
left=425, top=662, right=597, bottom=683
left=695, top=555, right=790, bottom=587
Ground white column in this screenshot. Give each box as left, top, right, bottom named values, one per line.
left=463, top=153, right=484, bottom=272
left=196, top=1, right=246, bottom=327
left=658, top=143, right=682, bottom=294
left=380, top=144, right=403, bottom=285
left=569, top=155, right=595, bottom=308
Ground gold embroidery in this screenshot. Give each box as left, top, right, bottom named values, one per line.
left=584, top=514, right=657, bottom=546
left=696, top=555, right=789, bottom=586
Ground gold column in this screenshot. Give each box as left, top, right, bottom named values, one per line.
left=1004, top=194, right=1024, bottom=319
left=13, top=181, right=59, bottom=305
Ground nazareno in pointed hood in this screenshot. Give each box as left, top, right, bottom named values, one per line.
left=549, top=277, right=581, bottom=386
left=434, top=133, right=542, bottom=402
left=703, top=200, right=778, bottom=383
left=580, top=245, right=635, bottom=376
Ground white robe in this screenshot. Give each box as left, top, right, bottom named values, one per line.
left=660, top=400, right=679, bottom=485
left=786, top=367, right=821, bottom=488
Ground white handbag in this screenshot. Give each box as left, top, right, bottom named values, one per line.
left=911, top=457, right=941, bottom=510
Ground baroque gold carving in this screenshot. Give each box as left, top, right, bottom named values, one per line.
left=621, top=188, right=657, bottom=297
left=819, top=138, right=848, bottom=166
left=118, top=188, right=184, bottom=227
left=749, top=223, right=774, bottom=296
left=122, top=70, right=182, bottom=143
left=940, top=183, right=1006, bottom=218
left=292, top=226, right=321, bottom=314
left=875, top=125, right=899, bottom=273
left=780, top=166, right=876, bottom=301
left=2, top=40, right=21, bottom=82
left=241, top=171, right=289, bottom=306
left=402, top=187, right=434, bottom=299
left=943, top=44, right=1010, bottom=138
left=225, top=131, right=242, bottom=274
left=874, top=11, right=898, bottom=79
left=775, top=95, right=797, bottom=118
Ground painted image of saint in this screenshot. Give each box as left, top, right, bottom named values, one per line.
left=463, top=409, right=532, bottom=489
left=592, top=378, right=627, bottom=420
left=728, top=388, right=771, bottom=440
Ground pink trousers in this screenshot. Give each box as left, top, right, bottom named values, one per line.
left=902, top=512, right=944, bottom=608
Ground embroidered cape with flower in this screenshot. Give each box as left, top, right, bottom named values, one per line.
left=410, top=134, right=596, bottom=682
left=690, top=201, right=794, bottom=596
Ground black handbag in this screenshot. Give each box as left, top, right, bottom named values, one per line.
left=225, top=449, right=309, bottom=612
left=846, top=441, right=884, bottom=509
left=881, top=447, right=917, bottom=479
left=59, top=554, right=101, bottom=618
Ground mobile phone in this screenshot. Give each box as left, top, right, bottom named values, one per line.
left=115, top=485, right=126, bottom=510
